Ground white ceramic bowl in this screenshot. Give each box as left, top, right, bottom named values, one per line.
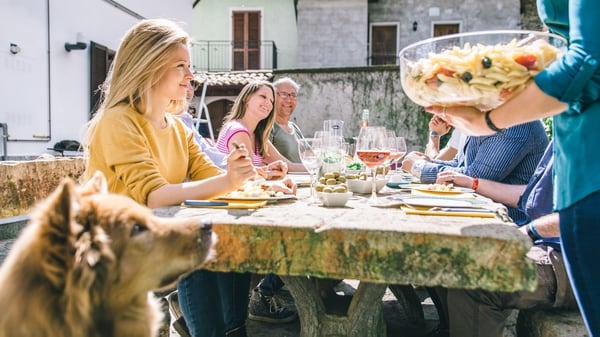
left=317, top=191, right=352, bottom=207
left=347, top=178, right=388, bottom=194
left=399, top=30, right=567, bottom=111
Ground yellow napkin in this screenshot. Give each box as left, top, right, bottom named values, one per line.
left=400, top=206, right=497, bottom=218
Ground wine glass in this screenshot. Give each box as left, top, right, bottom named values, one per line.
left=391, top=137, right=407, bottom=174
left=298, top=137, right=323, bottom=204
left=355, top=126, right=390, bottom=205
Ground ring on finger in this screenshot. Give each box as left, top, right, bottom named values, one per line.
left=441, top=106, right=447, bottom=119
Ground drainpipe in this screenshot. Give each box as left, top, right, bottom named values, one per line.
left=0, top=123, right=7, bottom=161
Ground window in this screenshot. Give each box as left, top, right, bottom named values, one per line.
left=232, top=11, right=261, bottom=70
left=433, top=23, right=460, bottom=37
left=370, top=24, right=398, bottom=65
left=90, top=42, right=115, bottom=117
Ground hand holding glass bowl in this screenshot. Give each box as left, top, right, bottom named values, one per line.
left=399, top=30, right=567, bottom=112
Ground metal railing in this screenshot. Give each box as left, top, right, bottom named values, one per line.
left=192, top=40, right=277, bottom=72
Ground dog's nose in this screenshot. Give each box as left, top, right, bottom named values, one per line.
left=201, top=219, right=212, bottom=231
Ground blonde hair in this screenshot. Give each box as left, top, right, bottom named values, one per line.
left=82, top=19, right=190, bottom=150
left=223, top=81, right=276, bottom=157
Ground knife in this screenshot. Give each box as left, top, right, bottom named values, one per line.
left=183, top=200, right=229, bottom=207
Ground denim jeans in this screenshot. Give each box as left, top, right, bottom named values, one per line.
left=560, top=189, right=600, bottom=337
left=257, top=274, right=285, bottom=295
left=177, top=269, right=251, bottom=337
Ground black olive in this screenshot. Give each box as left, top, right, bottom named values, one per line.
left=482, top=56, right=492, bottom=68
left=461, top=72, right=473, bottom=83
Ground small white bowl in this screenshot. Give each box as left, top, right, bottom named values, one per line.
left=347, top=178, right=388, bottom=194
left=317, top=192, right=352, bottom=207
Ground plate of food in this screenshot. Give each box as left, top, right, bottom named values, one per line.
left=399, top=30, right=567, bottom=111
left=217, top=183, right=297, bottom=202
left=413, top=183, right=474, bottom=195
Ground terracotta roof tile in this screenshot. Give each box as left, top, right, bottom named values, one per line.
left=193, top=70, right=273, bottom=87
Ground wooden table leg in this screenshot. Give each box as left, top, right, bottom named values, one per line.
left=281, top=276, right=387, bottom=337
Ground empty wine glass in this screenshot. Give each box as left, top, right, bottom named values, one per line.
left=298, top=137, right=323, bottom=204
left=391, top=136, right=407, bottom=173
left=355, top=126, right=390, bottom=205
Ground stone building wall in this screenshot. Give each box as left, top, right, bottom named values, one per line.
left=274, top=66, right=430, bottom=151
left=296, top=0, right=369, bottom=68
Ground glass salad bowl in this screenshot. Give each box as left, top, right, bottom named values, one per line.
left=399, top=30, right=567, bottom=111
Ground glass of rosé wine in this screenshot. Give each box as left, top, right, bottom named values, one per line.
left=355, top=126, right=390, bottom=205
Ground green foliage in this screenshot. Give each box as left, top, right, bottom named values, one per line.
left=542, top=117, right=553, bottom=140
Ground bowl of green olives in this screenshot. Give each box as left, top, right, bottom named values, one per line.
left=346, top=172, right=388, bottom=194
left=317, top=191, right=352, bottom=207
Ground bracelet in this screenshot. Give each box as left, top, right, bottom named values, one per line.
left=471, top=177, right=479, bottom=190
left=485, top=110, right=505, bottom=133
left=527, top=222, right=542, bottom=241
left=430, top=131, right=439, bottom=137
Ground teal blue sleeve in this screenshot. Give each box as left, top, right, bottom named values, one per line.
left=534, top=0, right=600, bottom=110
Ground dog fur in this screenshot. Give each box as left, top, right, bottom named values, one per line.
left=0, top=172, right=215, bottom=337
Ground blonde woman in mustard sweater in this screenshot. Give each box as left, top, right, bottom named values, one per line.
left=82, top=19, right=255, bottom=209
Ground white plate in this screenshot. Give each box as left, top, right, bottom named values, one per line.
left=400, top=197, right=479, bottom=208
left=413, top=186, right=475, bottom=195
left=217, top=194, right=297, bottom=202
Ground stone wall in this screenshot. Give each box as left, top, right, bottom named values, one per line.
left=274, top=66, right=430, bottom=151
left=296, top=0, right=369, bottom=68
left=0, top=157, right=86, bottom=217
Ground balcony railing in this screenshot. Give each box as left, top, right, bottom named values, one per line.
left=192, top=40, right=277, bottom=72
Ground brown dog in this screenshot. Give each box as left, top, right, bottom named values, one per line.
left=0, top=172, right=215, bottom=337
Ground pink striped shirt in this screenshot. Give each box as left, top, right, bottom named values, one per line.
left=216, top=120, right=264, bottom=166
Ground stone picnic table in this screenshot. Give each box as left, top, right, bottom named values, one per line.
left=154, top=187, right=536, bottom=337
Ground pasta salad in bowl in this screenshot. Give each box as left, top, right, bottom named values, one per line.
left=399, top=30, right=567, bottom=111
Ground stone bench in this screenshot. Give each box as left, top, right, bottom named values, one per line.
left=517, top=309, right=587, bottom=337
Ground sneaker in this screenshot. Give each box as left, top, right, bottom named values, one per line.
left=248, top=288, right=298, bottom=323
left=166, top=291, right=191, bottom=337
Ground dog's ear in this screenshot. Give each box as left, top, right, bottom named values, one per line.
left=37, top=177, right=80, bottom=290
left=79, top=171, right=108, bottom=197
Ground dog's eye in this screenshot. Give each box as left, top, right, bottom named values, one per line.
left=130, top=223, right=148, bottom=237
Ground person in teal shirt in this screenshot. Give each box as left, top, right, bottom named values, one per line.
left=429, top=1, right=600, bottom=335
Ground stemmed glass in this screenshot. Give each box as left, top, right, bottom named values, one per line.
left=298, top=137, right=323, bottom=204
left=355, top=126, right=390, bottom=205
left=390, top=136, right=407, bottom=174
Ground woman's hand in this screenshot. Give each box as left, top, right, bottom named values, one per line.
left=436, top=171, right=472, bottom=188
left=225, top=143, right=256, bottom=188
left=270, top=177, right=297, bottom=195
left=426, top=106, right=494, bottom=136
left=429, top=116, right=452, bottom=136
left=401, top=151, right=429, bottom=173
left=257, top=160, right=288, bottom=180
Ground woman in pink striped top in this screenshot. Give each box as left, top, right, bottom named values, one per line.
left=216, top=80, right=306, bottom=178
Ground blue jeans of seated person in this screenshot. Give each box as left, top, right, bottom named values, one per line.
left=560, top=189, right=600, bottom=336
left=177, top=269, right=251, bottom=337
left=258, top=274, right=285, bottom=295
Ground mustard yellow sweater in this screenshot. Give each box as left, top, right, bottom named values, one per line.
left=85, top=104, right=222, bottom=205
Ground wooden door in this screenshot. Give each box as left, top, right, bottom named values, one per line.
left=232, top=11, right=261, bottom=70
left=433, top=24, right=459, bottom=37
left=371, top=25, right=397, bottom=65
